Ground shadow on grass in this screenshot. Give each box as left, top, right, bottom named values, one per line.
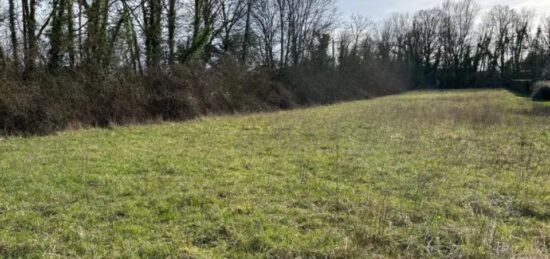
left=517, top=104, right=550, bottom=117
left=516, top=204, right=550, bottom=221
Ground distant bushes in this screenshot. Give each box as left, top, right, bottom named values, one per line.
left=0, top=69, right=147, bottom=134
left=531, top=81, right=550, bottom=102
left=0, top=58, right=407, bottom=136
left=0, top=81, right=62, bottom=135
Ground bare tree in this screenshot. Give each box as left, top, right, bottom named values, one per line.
left=376, top=18, right=393, bottom=64
left=438, top=0, right=478, bottom=86
left=252, top=0, right=277, bottom=69
left=216, top=0, right=247, bottom=53
left=510, top=9, right=533, bottom=76
left=485, top=5, right=515, bottom=79
left=347, top=14, right=370, bottom=55
left=412, top=8, right=441, bottom=76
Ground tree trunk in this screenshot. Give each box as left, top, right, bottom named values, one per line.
left=48, top=0, right=65, bottom=71
left=167, top=0, right=177, bottom=66
left=144, top=0, right=162, bottom=71
left=22, top=0, right=38, bottom=74
left=8, top=0, right=19, bottom=67
left=67, top=0, right=76, bottom=68
left=241, top=0, right=252, bottom=65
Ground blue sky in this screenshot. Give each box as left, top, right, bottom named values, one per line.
left=337, top=0, right=550, bottom=20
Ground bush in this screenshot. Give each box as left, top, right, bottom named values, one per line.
left=531, top=81, right=550, bottom=102
left=147, top=69, right=199, bottom=120
left=0, top=78, right=66, bottom=135
left=0, top=59, right=406, bottom=136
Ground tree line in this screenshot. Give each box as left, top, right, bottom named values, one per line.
left=0, top=0, right=549, bottom=134
left=0, top=0, right=336, bottom=75
left=337, top=1, right=550, bottom=88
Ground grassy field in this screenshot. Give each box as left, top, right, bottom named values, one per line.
left=0, top=89, right=548, bottom=258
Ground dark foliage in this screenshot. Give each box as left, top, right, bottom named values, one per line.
left=532, top=83, right=550, bottom=102
left=0, top=56, right=405, bottom=136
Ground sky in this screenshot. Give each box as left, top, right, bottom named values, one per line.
left=337, top=0, right=550, bottom=21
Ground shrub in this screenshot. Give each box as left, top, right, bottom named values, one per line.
left=0, top=60, right=406, bottom=136
left=0, top=77, right=66, bottom=135
left=531, top=81, right=550, bottom=102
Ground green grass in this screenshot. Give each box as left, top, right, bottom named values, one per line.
left=0, top=89, right=549, bottom=258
